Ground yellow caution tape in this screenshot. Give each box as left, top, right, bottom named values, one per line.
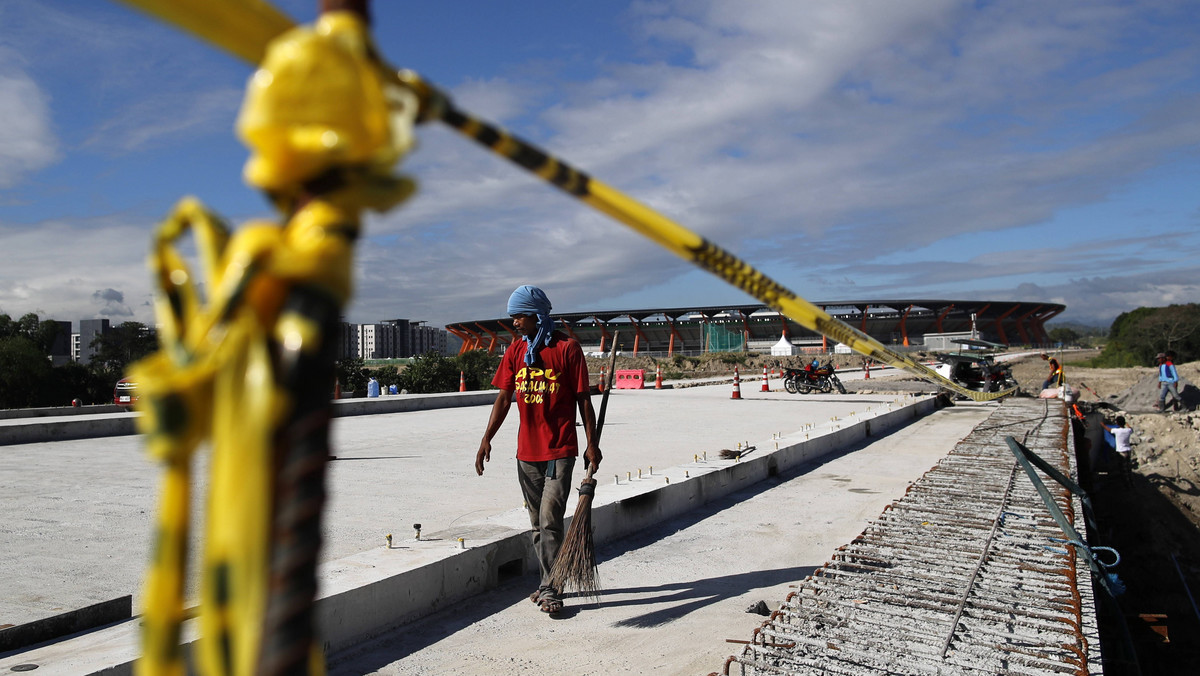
left=109, top=1, right=1015, bottom=402
left=116, top=0, right=293, bottom=65
left=111, top=4, right=1015, bottom=675
left=402, top=73, right=1014, bottom=402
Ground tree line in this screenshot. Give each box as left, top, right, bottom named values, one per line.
left=0, top=310, right=500, bottom=410
left=1090, top=303, right=1200, bottom=367
left=0, top=313, right=156, bottom=409
left=335, top=349, right=500, bottom=396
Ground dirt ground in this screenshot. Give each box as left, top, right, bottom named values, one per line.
left=1004, top=351, right=1200, bottom=527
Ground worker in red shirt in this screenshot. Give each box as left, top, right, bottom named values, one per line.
left=475, top=285, right=601, bottom=614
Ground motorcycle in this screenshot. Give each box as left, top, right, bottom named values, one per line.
left=781, top=361, right=846, bottom=395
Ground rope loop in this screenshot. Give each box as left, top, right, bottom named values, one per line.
left=1045, top=538, right=1121, bottom=569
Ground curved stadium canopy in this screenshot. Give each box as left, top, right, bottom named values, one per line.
left=445, top=299, right=1064, bottom=356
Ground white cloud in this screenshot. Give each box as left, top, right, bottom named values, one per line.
left=0, top=47, right=59, bottom=188
left=0, top=218, right=154, bottom=325
left=978, top=270, right=1200, bottom=328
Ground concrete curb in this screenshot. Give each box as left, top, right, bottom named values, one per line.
left=330, top=391, right=497, bottom=417
left=0, top=597, right=131, bottom=654
left=0, top=405, right=127, bottom=420
left=0, top=395, right=936, bottom=675
left=0, top=414, right=140, bottom=445
left=0, top=392, right=499, bottom=446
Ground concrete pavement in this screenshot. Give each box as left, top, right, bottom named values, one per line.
left=0, top=380, right=970, bottom=674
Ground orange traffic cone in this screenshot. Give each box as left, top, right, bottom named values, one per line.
left=459, top=371, right=467, bottom=392
left=599, top=366, right=606, bottom=392
left=761, top=365, right=769, bottom=392
left=864, top=361, right=870, bottom=379
left=731, top=366, right=742, bottom=400
left=655, top=364, right=663, bottom=389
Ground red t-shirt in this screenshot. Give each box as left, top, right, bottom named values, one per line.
left=491, top=332, right=590, bottom=462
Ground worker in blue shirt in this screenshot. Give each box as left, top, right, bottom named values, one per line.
left=1156, top=351, right=1181, bottom=412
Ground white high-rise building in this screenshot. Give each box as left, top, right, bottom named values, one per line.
left=339, top=319, right=452, bottom=360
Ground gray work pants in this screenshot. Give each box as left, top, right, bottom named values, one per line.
left=517, top=456, right=576, bottom=591
left=1159, top=381, right=1181, bottom=410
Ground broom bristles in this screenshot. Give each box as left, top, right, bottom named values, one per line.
left=549, top=477, right=599, bottom=598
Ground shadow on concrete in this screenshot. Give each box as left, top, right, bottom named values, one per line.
left=327, top=577, right=536, bottom=675
left=598, top=566, right=816, bottom=629
left=328, top=442, right=864, bottom=674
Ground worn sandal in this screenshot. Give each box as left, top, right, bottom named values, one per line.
left=531, top=587, right=563, bottom=613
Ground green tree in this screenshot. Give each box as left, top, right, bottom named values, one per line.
left=48, top=362, right=108, bottom=406
left=1134, top=304, right=1200, bottom=360
left=0, top=335, right=53, bottom=408
left=16, top=313, right=41, bottom=340
left=373, top=365, right=402, bottom=391
left=0, top=313, right=54, bottom=347
left=90, top=322, right=158, bottom=372
left=398, top=351, right=458, bottom=394
left=335, top=357, right=369, bottom=395
left=454, top=349, right=501, bottom=391
left=1097, top=304, right=1200, bottom=366
left=1047, top=327, right=1080, bottom=346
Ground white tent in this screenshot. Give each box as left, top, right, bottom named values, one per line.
left=770, top=333, right=795, bottom=356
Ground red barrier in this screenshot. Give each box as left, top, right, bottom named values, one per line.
left=615, top=369, right=645, bottom=389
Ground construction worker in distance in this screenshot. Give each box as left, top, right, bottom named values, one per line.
left=1155, top=351, right=1181, bottom=412
left=1101, top=416, right=1134, bottom=485
left=1040, top=353, right=1062, bottom=391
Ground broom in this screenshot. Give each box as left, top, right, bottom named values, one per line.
left=719, top=445, right=757, bottom=460
left=549, top=332, right=619, bottom=598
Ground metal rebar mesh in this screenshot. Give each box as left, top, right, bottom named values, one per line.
left=721, top=398, right=1096, bottom=676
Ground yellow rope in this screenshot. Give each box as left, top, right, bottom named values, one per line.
left=118, top=8, right=412, bottom=675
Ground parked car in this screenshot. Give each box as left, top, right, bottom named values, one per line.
left=113, top=378, right=139, bottom=408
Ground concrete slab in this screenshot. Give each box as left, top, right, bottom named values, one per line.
left=0, top=382, right=913, bottom=629
left=327, top=403, right=997, bottom=675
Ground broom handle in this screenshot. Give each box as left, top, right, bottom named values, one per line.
left=587, top=332, right=620, bottom=480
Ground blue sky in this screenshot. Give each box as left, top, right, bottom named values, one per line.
left=2, top=0, right=1198, bottom=330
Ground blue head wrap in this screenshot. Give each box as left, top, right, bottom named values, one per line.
left=507, top=285, right=555, bottom=366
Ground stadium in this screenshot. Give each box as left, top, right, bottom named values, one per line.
left=445, top=299, right=1064, bottom=356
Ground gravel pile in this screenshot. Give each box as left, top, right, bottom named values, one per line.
left=1111, top=373, right=1198, bottom=413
